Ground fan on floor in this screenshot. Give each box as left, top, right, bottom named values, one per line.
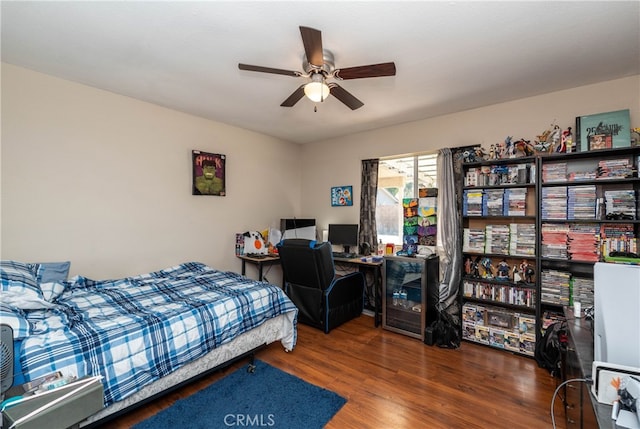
left=238, top=26, right=396, bottom=110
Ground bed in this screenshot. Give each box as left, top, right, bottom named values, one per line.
left=0, top=260, right=298, bottom=427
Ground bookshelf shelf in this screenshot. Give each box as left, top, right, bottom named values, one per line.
left=460, top=146, right=640, bottom=357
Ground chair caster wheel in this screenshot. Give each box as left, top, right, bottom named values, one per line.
left=247, top=364, right=256, bottom=373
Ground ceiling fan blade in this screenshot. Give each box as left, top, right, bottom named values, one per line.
left=329, top=83, right=364, bottom=110
left=238, top=63, right=300, bottom=77
left=280, top=85, right=306, bottom=107
left=299, top=26, right=324, bottom=67
left=334, top=62, right=396, bottom=80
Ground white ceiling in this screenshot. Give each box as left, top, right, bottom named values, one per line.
left=2, top=1, right=639, bottom=145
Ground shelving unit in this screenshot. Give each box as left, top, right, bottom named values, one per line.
left=459, top=146, right=640, bottom=357
left=538, top=147, right=640, bottom=326
left=460, top=156, right=538, bottom=356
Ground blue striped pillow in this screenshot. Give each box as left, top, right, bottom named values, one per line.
left=0, top=260, right=43, bottom=301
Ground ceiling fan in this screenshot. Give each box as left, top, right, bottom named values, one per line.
left=238, top=26, right=396, bottom=110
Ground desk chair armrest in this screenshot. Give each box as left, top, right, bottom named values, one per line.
left=324, top=271, right=365, bottom=332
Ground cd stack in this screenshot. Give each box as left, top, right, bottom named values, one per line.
left=509, top=223, right=536, bottom=256
left=540, top=269, right=571, bottom=305
left=571, top=276, right=594, bottom=308
left=604, top=189, right=637, bottom=219
left=485, top=224, right=510, bottom=254
left=597, top=158, right=634, bottom=179
left=542, top=162, right=568, bottom=182
left=567, top=224, right=600, bottom=262
left=541, top=186, right=568, bottom=220
left=463, top=189, right=484, bottom=216
left=484, top=188, right=504, bottom=216
left=567, top=185, right=597, bottom=219
left=463, top=228, right=486, bottom=253
left=541, top=223, right=569, bottom=259
left=504, top=188, right=527, bottom=216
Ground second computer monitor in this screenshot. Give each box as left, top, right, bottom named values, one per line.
left=328, top=224, right=359, bottom=254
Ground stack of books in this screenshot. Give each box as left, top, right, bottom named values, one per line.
left=600, top=223, right=637, bottom=255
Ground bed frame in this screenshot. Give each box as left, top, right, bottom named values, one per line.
left=81, top=314, right=289, bottom=427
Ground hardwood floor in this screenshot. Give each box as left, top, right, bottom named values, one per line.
left=103, top=315, right=567, bottom=428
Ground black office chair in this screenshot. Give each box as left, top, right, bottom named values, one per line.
left=277, top=239, right=365, bottom=333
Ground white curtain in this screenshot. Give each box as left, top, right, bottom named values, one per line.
left=436, top=148, right=462, bottom=310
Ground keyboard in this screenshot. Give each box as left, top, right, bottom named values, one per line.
left=332, top=252, right=358, bottom=259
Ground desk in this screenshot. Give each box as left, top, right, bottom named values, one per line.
left=236, top=254, right=280, bottom=281
left=333, top=256, right=383, bottom=327
left=562, top=306, right=611, bottom=428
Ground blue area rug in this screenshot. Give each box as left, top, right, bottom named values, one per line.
left=132, top=360, right=346, bottom=429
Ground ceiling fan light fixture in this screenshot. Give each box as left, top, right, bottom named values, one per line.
left=304, top=74, right=330, bottom=102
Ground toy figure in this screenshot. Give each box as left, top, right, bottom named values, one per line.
left=558, top=126, right=572, bottom=153
left=520, top=260, right=535, bottom=283
left=514, top=138, right=533, bottom=157
left=464, top=256, right=473, bottom=275
left=512, top=265, right=523, bottom=283
left=504, top=136, right=515, bottom=158
left=496, top=259, right=510, bottom=281
left=480, top=257, right=495, bottom=279
left=472, top=256, right=482, bottom=278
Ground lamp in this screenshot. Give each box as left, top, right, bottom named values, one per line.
left=304, top=73, right=330, bottom=102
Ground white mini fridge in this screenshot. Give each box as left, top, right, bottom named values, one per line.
left=593, top=262, right=640, bottom=368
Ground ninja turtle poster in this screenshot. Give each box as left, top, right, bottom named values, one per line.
left=192, top=150, right=226, bottom=196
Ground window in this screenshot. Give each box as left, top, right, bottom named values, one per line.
left=376, top=154, right=438, bottom=245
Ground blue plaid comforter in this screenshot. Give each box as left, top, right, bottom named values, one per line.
left=19, top=262, right=297, bottom=406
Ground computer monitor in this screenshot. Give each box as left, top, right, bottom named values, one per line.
left=280, top=219, right=316, bottom=241
left=328, top=224, right=359, bottom=254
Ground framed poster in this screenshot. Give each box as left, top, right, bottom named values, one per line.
left=576, top=109, right=631, bottom=150
left=331, top=186, right=353, bottom=206
left=192, top=150, right=226, bottom=196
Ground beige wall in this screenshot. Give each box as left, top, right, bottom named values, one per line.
left=302, top=75, right=640, bottom=234
left=1, top=64, right=301, bottom=281
left=2, top=63, right=639, bottom=280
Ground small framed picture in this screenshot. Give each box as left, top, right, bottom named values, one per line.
left=331, top=186, right=353, bottom=206
left=192, top=150, right=226, bottom=196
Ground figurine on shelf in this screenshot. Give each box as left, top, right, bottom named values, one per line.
left=512, top=264, right=523, bottom=283
left=520, top=259, right=535, bottom=283
left=496, top=259, right=510, bottom=281
left=514, top=138, right=534, bottom=157
left=504, top=136, right=515, bottom=158
left=534, top=123, right=561, bottom=153
left=480, top=257, right=495, bottom=279
left=489, top=144, right=497, bottom=160
left=558, top=126, right=572, bottom=153
left=472, top=256, right=482, bottom=278
left=464, top=256, right=473, bottom=275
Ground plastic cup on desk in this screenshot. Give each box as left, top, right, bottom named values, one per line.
left=574, top=301, right=582, bottom=318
